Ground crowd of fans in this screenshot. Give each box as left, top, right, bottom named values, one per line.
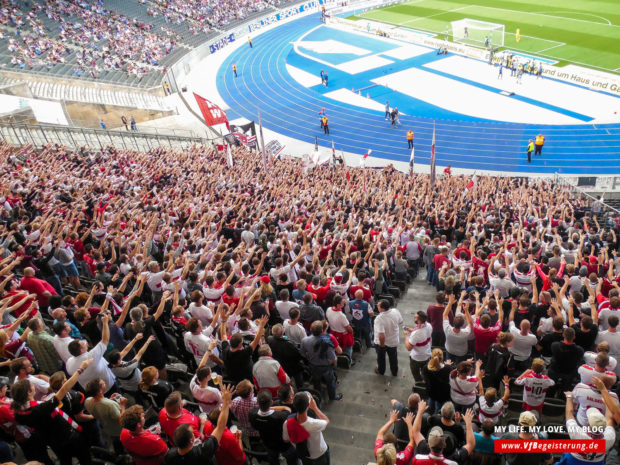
left=0, top=139, right=617, bottom=465
left=0, top=0, right=295, bottom=79
left=0, top=0, right=182, bottom=79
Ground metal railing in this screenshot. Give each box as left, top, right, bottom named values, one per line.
left=0, top=121, right=213, bottom=152
left=554, top=173, right=620, bottom=215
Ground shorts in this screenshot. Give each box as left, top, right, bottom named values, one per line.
left=523, top=402, right=543, bottom=413
left=63, top=260, right=79, bottom=277
left=53, top=263, right=67, bottom=278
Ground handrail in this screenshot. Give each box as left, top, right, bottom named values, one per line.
left=0, top=121, right=214, bottom=152
left=554, top=172, right=620, bottom=215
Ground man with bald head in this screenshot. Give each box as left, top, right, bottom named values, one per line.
left=508, top=301, right=538, bottom=373
left=350, top=289, right=374, bottom=350
left=20, top=266, right=57, bottom=310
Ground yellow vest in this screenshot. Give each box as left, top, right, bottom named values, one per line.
left=535, top=135, right=544, bottom=145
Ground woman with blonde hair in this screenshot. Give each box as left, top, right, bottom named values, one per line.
left=374, top=409, right=416, bottom=465
left=422, top=348, right=451, bottom=413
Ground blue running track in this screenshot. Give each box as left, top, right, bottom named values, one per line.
left=217, top=13, right=620, bottom=174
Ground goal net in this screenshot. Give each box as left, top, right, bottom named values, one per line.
left=451, top=19, right=505, bottom=48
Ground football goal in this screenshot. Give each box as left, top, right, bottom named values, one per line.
left=451, top=19, right=505, bottom=48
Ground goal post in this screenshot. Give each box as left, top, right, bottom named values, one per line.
left=451, top=19, right=505, bottom=48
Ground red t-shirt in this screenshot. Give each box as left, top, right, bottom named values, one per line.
left=120, top=429, right=168, bottom=465
left=473, top=318, right=501, bottom=354
left=375, top=439, right=414, bottom=465
left=349, top=285, right=372, bottom=302
left=433, top=254, right=451, bottom=270
left=20, top=276, right=57, bottom=308
left=203, top=422, right=246, bottom=465
left=2, top=291, right=37, bottom=318
left=158, top=408, right=200, bottom=444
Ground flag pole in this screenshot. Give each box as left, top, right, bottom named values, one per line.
left=258, top=108, right=267, bottom=172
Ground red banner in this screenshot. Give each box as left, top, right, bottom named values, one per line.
left=194, top=93, right=229, bottom=129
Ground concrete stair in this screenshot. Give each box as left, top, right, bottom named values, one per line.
left=322, top=276, right=438, bottom=465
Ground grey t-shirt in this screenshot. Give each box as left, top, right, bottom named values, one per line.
left=111, top=359, right=140, bottom=392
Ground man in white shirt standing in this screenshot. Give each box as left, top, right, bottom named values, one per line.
left=283, top=392, right=330, bottom=464
left=374, top=299, right=403, bottom=377
left=596, top=315, right=620, bottom=376
left=404, top=311, right=432, bottom=384
left=508, top=304, right=538, bottom=372
left=66, top=313, right=116, bottom=393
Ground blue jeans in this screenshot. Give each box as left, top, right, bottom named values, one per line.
left=376, top=345, right=398, bottom=376
left=427, top=398, right=442, bottom=414
left=311, top=365, right=337, bottom=400
left=354, top=325, right=373, bottom=350
left=426, top=265, right=435, bottom=283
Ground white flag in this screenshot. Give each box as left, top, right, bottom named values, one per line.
left=226, top=144, right=233, bottom=168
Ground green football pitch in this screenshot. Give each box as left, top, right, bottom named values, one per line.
left=347, top=0, right=620, bottom=74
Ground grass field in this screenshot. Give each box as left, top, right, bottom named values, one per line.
left=347, top=0, right=620, bottom=73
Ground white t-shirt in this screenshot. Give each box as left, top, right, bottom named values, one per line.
left=584, top=351, right=617, bottom=372
left=183, top=329, right=218, bottom=367
left=283, top=416, right=328, bottom=460
left=13, top=375, right=49, bottom=401
left=572, top=383, right=619, bottom=426
left=66, top=341, right=116, bottom=391
left=188, top=303, right=213, bottom=327
left=477, top=396, right=504, bottom=424
left=514, top=372, right=555, bottom=407
left=275, top=301, right=299, bottom=321
left=408, top=323, right=432, bottom=362
left=53, top=335, right=72, bottom=363
left=578, top=364, right=617, bottom=386
left=373, top=308, right=403, bottom=347
left=449, top=375, right=478, bottom=406
left=566, top=419, right=615, bottom=462
left=326, top=307, right=349, bottom=333
left=595, top=331, right=620, bottom=375
left=189, top=375, right=222, bottom=414
left=443, top=320, right=470, bottom=357
left=143, top=270, right=165, bottom=293
left=283, top=320, right=306, bottom=346
left=508, top=322, right=537, bottom=361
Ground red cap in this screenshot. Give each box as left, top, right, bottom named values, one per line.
left=589, top=256, right=598, bottom=264
left=259, top=276, right=271, bottom=284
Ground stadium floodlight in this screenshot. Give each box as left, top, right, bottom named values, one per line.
left=451, top=19, right=505, bottom=48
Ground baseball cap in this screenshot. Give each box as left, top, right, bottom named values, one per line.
left=586, top=408, right=606, bottom=428
left=259, top=276, right=271, bottom=284
left=428, top=426, right=444, bottom=448
left=518, top=411, right=537, bottom=427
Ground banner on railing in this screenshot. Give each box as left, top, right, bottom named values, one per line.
left=265, top=139, right=286, bottom=158
left=230, top=121, right=258, bottom=147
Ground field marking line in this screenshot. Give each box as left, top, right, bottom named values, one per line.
left=537, top=11, right=611, bottom=25
left=396, top=5, right=469, bottom=26
left=536, top=42, right=566, bottom=53
left=468, top=4, right=620, bottom=28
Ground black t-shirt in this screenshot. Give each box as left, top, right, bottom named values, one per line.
left=164, top=436, right=218, bottom=465
left=415, top=439, right=469, bottom=464
left=248, top=408, right=289, bottom=451
left=15, top=396, right=75, bottom=445
left=550, top=341, right=584, bottom=374
left=427, top=416, right=466, bottom=448
left=539, top=332, right=563, bottom=357
left=222, top=344, right=253, bottom=384
left=571, top=323, right=598, bottom=352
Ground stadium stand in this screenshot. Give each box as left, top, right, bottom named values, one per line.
left=0, top=139, right=617, bottom=465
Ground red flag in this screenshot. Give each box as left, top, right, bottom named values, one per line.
left=346, top=171, right=350, bottom=181
left=363, top=149, right=372, bottom=159
left=465, top=175, right=477, bottom=192
left=430, top=122, right=436, bottom=188
left=194, top=93, right=229, bottom=130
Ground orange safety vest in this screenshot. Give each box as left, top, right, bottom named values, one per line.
left=407, top=131, right=414, bottom=141
left=322, top=116, right=328, bottom=125
left=535, top=135, right=544, bottom=145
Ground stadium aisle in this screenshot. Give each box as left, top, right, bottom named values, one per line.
left=322, top=274, right=437, bottom=465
